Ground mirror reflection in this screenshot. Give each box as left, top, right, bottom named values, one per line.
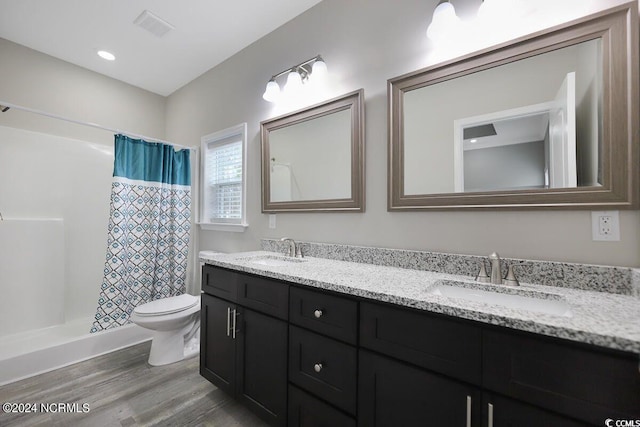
left=261, top=89, right=364, bottom=212
left=269, top=109, right=351, bottom=202
left=403, top=38, right=601, bottom=195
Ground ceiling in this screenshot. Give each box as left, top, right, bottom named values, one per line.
left=0, top=0, right=323, bottom=96
left=464, top=113, right=550, bottom=151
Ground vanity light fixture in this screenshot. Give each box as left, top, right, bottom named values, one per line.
left=426, top=0, right=461, bottom=41
left=262, top=55, right=327, bottom=103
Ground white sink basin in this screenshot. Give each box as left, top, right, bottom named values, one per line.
left=243, top=255, right=307, bottom=267
left=427, top=280, right=572, bottom=317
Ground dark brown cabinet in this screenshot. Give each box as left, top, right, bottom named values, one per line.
left=483, top=329, right=640, bottom=426
left=200, top=293, right=236, bottom=395
left=359, top=301, right=640, bottom=426
left=201, top=264, right=640, bottom=427
left=288, top=385, right=356, bottom=427
left=481, top=393, right=587, bottom=427
left=200, top=267, right=288, bottom=427
left=360, top=301, right=482, bottom=384
left=359, top=349, right=481, bottom=427
left=289, top=326, right=357, bottom=414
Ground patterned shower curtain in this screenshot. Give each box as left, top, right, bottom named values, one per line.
left=91, top=135, right=191, bottom=332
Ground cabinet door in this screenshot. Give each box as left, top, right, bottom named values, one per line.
left=236, top=308, right=288, bottom=427
left=288, top=385, right=356, bottom=427
left=483, top=329, right=640, bottom=424
left=482, top=394, right=587, bottom=427
left=200, top=294, right=236, bottom=395
left=358, top=350, right=481, bottom=427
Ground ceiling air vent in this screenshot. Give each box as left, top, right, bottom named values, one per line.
left=133, top=10, right=175, bottom=38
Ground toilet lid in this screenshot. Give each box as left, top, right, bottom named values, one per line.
left=134, top=294, right=200, bottom=316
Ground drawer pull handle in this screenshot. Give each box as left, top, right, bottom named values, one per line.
left=488, top=403, right=494, bottom=427
left=314, top=309, right=323, bottom=318
left=314, top=363, right=323, bottom=373
left=231, top=309, right=238, bottom=339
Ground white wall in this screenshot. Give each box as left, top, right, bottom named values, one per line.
left=0, top=39, right=167, bottom=323
left=164, top=0, right=639, bottom=268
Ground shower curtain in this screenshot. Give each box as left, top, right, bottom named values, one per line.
left=91, top=135, right=191, bottom=332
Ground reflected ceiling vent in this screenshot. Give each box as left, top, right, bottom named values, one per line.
left=463, top=123, right=497, bottom=140
left=133, top=10, right=175, bottom=38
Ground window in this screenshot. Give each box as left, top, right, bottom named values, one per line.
left=199, top=123, right=247, bottom=231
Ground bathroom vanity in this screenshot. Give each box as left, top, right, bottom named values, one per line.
left=199, top=244, right=640, bottom=427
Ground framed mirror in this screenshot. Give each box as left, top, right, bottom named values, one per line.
left=261, top=89, right=365, bottom=212
left=389, top=3, right=638, bottom=210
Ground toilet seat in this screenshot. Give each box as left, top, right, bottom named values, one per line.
left=134, top=294, right=199, bottom=317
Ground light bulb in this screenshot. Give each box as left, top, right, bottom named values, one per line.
left=262, top=79, right=280, bottom=102
left=426, top=1, right=461, bottom=42
left=284, top=70, right=303, bottom=93
left=311, top=59, right=327, bottom=79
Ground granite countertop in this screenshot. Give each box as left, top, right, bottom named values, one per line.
left=199, top=250, right=640, bottom=354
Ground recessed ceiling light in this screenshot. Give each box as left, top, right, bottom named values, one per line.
left=470, top=138, right=478, bottom=143
left=97, top=50, right=116, bottom=61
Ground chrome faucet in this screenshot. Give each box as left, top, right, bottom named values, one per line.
left=489, top=252, right=503, bottom=285
left=280, top=237, right=297, bottom=257
left=476, top=252, right=521, bottom=286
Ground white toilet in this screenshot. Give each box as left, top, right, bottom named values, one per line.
left=130, top=293, right=201, bottom=366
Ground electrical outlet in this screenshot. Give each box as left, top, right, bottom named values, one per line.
left=591, top=211, right=620, bottom=241
left=269, top=214, right=276, bottom=229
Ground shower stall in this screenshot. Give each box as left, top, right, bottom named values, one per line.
left=0, top=109, right=169, bottom=385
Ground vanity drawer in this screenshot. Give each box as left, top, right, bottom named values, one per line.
left=359, top=302, right=482, bottom=384
left=289, top=287, right=358, bottom=344
left=483, top=329, right=640, bottom=425
left=288, top=385, right=356, bottom=427
left=202, top=265, right=237, bottom=302
left=289, top=326, right=357, bottom=415
left=237, top=273, right=289, bottom=320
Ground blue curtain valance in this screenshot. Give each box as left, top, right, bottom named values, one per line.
left=113, top=134, right=191, bottom=186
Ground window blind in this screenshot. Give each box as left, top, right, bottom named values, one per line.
left=206, top=139, right=242, bottom=221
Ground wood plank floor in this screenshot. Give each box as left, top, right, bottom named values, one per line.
left=0, top=342, right=270, bottom=427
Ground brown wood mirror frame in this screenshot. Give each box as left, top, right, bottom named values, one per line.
left=388, top=3, right=638, bottom=210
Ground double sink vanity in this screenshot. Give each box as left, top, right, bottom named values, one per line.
left=198, top=240, right=640, bottom=427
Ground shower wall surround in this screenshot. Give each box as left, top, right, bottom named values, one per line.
left=262, top=239, right=640, bottom=297
left=0, top=125, right=114, bottom=322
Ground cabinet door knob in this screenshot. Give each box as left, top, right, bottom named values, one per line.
left=314, top=309, right=323, bottom=318
left=314, top=363, right=323, bottom=373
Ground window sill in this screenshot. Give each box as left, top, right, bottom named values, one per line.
left=198, top=222, right=248, bottom=233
